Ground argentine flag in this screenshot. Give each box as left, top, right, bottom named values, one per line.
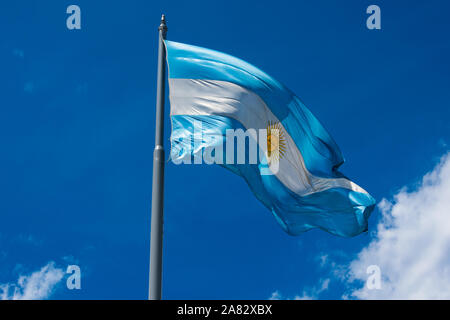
left=165, top=40, right=375, bottom=237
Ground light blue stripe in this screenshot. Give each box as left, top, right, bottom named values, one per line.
left=165, top=40, right=345, bottom=178
left=171, top=114, right=375, bottom=237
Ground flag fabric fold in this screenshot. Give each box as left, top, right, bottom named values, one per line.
left=165, top=40, right=375, bottom=237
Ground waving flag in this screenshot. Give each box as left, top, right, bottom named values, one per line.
left=165, top=40, right=375, bottom=237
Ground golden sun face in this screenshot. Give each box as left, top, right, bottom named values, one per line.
left=266, top=121, right=286, bottom=163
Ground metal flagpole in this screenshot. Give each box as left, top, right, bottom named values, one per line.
left=149, top=14, right=167, bottom=300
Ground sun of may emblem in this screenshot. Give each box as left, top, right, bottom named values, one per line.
left=266, top=121, right=287, bottom=163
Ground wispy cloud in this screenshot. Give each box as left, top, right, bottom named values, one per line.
left=24, top=81, right=34, bottom=94
left=269, top=278, right=330, bottom=300
left=12, top=48, right=24, bottom=58
left=293, top=278, right=330, bottom=300
left=0, top=262, right=64, bottom=300
left=344, top=152, right=450, bottom=299
left=268, top=291, right=281, bottom=300
left=15, top=233, right=43, bottom=246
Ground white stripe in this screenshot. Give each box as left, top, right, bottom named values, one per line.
left=169, top=78, right=368, bottom=197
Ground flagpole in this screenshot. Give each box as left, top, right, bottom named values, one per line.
left=149, top=14, right=167, bottom=300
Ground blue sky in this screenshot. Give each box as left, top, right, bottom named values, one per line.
left=1, top=0, right=449, bottom=299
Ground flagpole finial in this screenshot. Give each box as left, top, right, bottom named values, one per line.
left=159, top=14, right=167, bottom=35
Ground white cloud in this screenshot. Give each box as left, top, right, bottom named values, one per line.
left=346, top=152, right=450, bottom=299
left=318, top=254, right=328, bottom=268
left=268, top=291, right=281, bottom=300
left=270, top=152, right=450, bottom=300
left=0, top=262, right=64, bottom=300
left=269, top=278, right=330, bottom=300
